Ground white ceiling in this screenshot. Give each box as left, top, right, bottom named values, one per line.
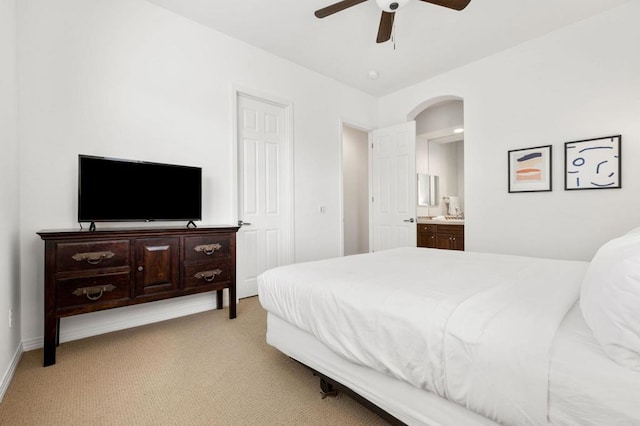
left=144, top=0, right=629, bottom=97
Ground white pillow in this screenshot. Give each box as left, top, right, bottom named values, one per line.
left=580, top=229, right=640, bottom=370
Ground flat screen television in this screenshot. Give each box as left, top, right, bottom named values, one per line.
left=78, top=155, right=202, bottom=227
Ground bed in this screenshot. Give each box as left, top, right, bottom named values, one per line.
left=257, top=231, right=640, bottom=425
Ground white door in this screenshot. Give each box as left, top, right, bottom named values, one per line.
left=236, top=93, right=292, bottom=298
left=370, top=121, right=417, bottom=252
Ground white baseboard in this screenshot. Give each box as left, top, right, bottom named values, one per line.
left=22, top=292, right=229, bottom=352
left=0, top=342, right=23, bottom=403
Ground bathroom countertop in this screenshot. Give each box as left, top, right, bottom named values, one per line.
left=417, top=216, right=464, bottom=225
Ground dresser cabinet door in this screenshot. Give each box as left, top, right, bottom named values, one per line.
left=435, top=225, right=464, bottom=251
left=451, top=235, right=465, bottom=250
left=436, top=234, right=453, bottom=250
left=417, top=224, right=437, bottom=248
left=134, top=237, right=180, bottom=296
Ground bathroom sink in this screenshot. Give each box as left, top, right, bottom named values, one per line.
left=418, top=216, right=464, bottom=224
left=436, top=215, right=464, bottom=221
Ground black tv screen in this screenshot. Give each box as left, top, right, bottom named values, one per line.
left=78, top=155, right=202, bottom=223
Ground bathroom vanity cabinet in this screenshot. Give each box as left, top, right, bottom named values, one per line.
left=417, top=223, right=464, bottom=251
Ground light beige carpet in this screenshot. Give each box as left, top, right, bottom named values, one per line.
left=0, top=297, right=390, bottom=425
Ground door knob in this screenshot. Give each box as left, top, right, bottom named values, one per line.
left=403, top=218, right=415, bottom=223
left=238, top=220, right=252, bottom=226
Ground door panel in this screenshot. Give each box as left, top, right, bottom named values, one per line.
left=236, top=94, right=290, bottom=298
left=371, top=122, right=417, bottom=252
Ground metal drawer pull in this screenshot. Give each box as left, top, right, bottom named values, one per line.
left=194, top=244, right=222, bottom=255
left=72, top=250, right=115, bottom=265
left=72, top=284, right=117, bottom=301
left=194, top=269, right=222, bottom=282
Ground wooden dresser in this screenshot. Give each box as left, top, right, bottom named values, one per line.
left=417, top=223, right=464, bottom=251
left=37, top=226, right=239, bottom=366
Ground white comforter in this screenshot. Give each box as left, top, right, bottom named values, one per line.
left=258, top=248, right=588, bottom=425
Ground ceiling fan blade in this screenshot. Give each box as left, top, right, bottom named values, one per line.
left=376, top=11, right=395, bottom=44
left=314, top=0, right=368, bottom=18
left=419, top=0, right=472, bottom=11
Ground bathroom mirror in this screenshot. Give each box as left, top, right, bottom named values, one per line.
left=417, top=174, right=439, bottom=206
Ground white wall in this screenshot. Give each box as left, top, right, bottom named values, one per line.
left=379, top=1, right=640, bottom=261
left=0, top=0, right=21, bottom=400
left=342, top=125, right=369, bottom=256
left=18, top=0, right=376, bottom=348
left=415, top=100, right=464, bottom=136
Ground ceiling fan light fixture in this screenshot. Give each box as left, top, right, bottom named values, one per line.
left=375, top=0, right=411, bottom=13
left=314, top=0, right=471, bottom=43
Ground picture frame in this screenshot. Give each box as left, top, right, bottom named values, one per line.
left=564, top=135, right=621, bottom=190
left=508, top=145, right=552, bottom=193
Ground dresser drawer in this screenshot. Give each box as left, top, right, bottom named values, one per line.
left=56, top=272, right=131, bottom=310
left=56, top=240, right=130, bottom=272
left=183, top=259, right=231, bottom=289
left=184, top=235, right=231, bottom=260
left=437, top=225, right=464, bottom=236
left=418, top=224, right=437, bottom=234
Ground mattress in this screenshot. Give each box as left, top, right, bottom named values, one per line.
left=259, top=247, right=590, bottom=425
left=266, top=311, right=498, bottom=426
left=267, top=303, right=640, bottom=426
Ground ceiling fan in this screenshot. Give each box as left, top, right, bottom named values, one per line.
left=314, top=0, right=471, bottom=43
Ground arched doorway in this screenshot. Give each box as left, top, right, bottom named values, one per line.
left=410, top=97, right=464, bottom=219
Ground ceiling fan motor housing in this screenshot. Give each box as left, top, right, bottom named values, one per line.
left=375, top=0, right=410, bottom=13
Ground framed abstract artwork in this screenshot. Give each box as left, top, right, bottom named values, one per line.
left=508, top=145, right=552, bottom=193
left=564, top=135, right=621, bottom=190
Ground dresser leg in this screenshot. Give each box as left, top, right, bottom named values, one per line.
left=216, top=289, right=223, bottom=310
left=43, top=314, right=57, bottom=367
left=229, top=285, right=237, bottom=319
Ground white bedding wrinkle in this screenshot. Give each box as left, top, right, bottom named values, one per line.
left=258, top=248, right=588, bottom=425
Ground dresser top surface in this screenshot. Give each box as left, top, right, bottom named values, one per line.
left=38, top=225, right=239, bottom=240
